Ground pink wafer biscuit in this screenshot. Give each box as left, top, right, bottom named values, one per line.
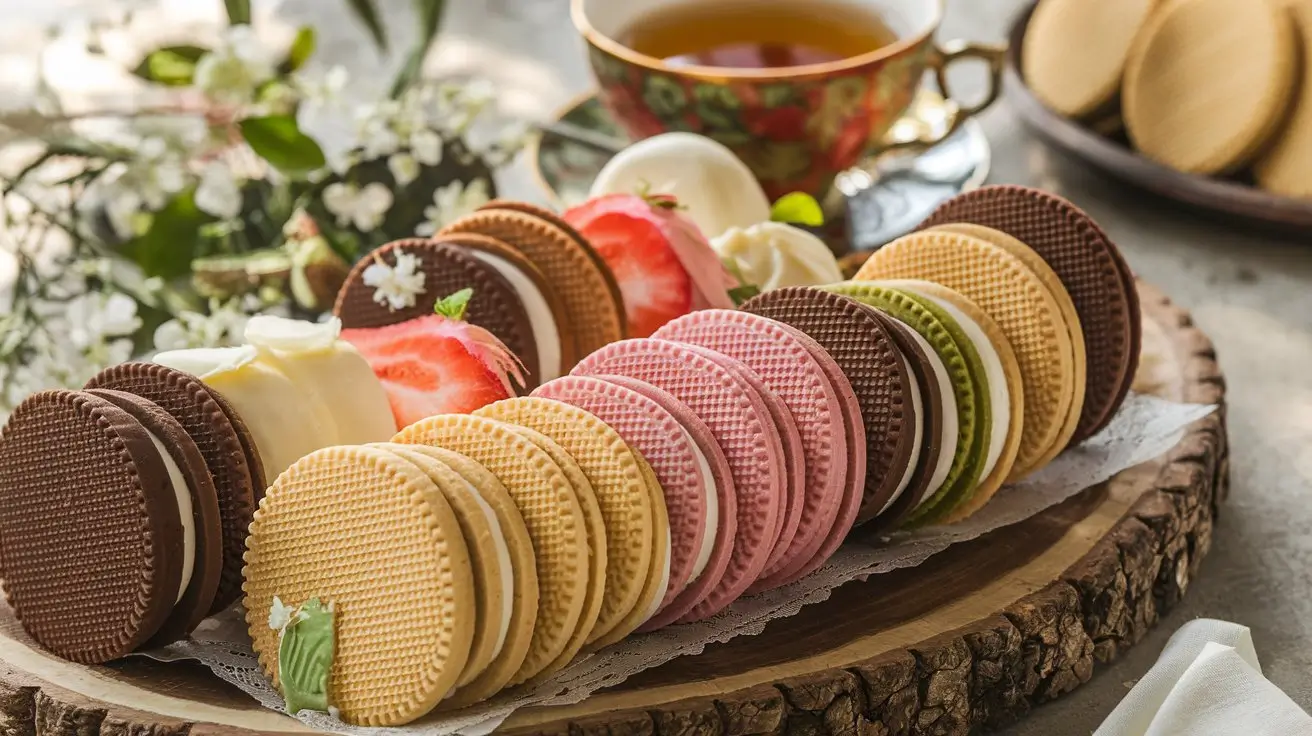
left=590, top=375, right=738, bottom=631
left=672, top=342, right=804, bottom=579
left=655, top=311, right=849, bottom=591
left=532, top=376, right=707, bottom=611
left=572, top=339, right=784, bottom=621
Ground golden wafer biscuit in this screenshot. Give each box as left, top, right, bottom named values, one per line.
left=372, top=443, right=508, bottom=689
left=1022, top=0, right=1157, bottom=118
left=1256, top=0, right=1312, bottom=198
left=876, top=280, right=1025, bottom=520
left=856, top=231, right=1076, bottom=478
left=243, top=445, right=476, bottom=726
left=474, top=398, right=653, bottom=646
left=393, top=415, right=589, bottom=687
left=592, top=454, right=671, bottom=648
left=929, top=223, right=1086, bottom=464
left=413, top=446, right=539, bottom=709
left=1124, top=0, right=1299, bottom=174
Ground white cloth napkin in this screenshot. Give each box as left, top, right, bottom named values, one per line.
left=1096, top=619, right=1312, bottom=735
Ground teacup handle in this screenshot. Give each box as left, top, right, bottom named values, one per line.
left=893, top=39, right=1007, bottom=150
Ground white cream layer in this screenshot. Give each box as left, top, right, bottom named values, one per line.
left=899, top=326, right=959, bottom=507
left=144, top=428, right=194, bottom=605
left=458, top=476, right=514, bottom=662
left=879, top=346, right=924, bottom=515
left=682, top=426, right=719, bottom=586
left=919, top=295, right=1011, bottom=483
left=468, top=250, right=563, bottom=382
left=641, top=526, right=674, bottom=624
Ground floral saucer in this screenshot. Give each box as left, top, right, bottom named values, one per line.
left=529, top=89, right=991, bottom=252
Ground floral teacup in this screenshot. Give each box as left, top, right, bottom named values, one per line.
left=572, top=0, right=1005, bottom=201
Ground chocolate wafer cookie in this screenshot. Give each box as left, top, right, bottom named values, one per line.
left=334, top=239, right=542, bottom=383
left=86, top=389, right=223, bottom=646
left=0, top=391, right=186, bottom=663
left=85, top=363, right=256, bottom=612
left=920, top=185, right=1138, bottom=441
left=739, top=287, right=916, bottom=524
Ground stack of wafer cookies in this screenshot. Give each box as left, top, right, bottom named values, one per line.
left=1022, top=0, right=1312, bottom=198
left=0, top=189, right=1143, bottom=726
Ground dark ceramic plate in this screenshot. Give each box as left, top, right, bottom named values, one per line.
left=1007, top=2, right=1312, bottom=232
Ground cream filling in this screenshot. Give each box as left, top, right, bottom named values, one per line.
left=900, top=326, right=959, bottom=507
left=641, top=527, right=673, bottom=624
left=460, top=477, right=514, bottom=661
left=468, top=250, right=563, bottom=381
left=145, top=429, right=194, bottom=605
left=879, top=348, right=924, bottom=515
left=683, top=427, right=719, bottom=585
left=919, top=295, right=1011, bottom=482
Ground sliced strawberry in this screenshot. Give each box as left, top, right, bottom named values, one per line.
left=565, top=198, right=693, bottom=337
left=342, top=314, right=522, bottom=428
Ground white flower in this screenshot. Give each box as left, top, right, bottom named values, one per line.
left=361, top=249, right=426, bottom=311
left=269, top=596, right=294, bottom=631
left=151, top=299, right=252, bottom=351
left=195, top=162, right=243, bottom=219
left=387, top=153, right=420, bottom=187
left=104, top=189, right=146, bottom=240
left=65, top=292, right=141, bottom=349
left=194, top=25, right=276, bottom=103
left=410, top=128, right=443, bottom=166
left=416, top=178, right=490, bottom=236
left=152, top=319, right=191, bottom=351
left=322, top=182, right=393, bottom=231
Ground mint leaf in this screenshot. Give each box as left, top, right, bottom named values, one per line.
left=434, top=288, right=474, bottom=320
left=239, top=115, right=327, bottom=177
left=277, top=598, right=335, bottom=716
left=132, top=45, right=207, bottom=86
left=729, top=284, right=761, bottom=306
left=770, top=192, right=825, bottom=227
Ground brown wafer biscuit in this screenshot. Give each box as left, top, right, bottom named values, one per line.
left=739, top=287, right=915, bottom=523
left=1123, top=0, right=1298, bottom=174
left=208, top=388, right=266, bottom=501
left=86, top=389, right=223, bottom=646
left=393, top=415, right=590, bottom=687
left=920, top=186, right=1139, bottom=441
left=243, top=445, right=476, bottom=726
left=85, top=362, right=256, bottom=613
left=441, top=209, right=626, bottom=358
left=439, top=232, right=578, bottom=383
left=334, top=238, right=541, bottom=383
left=0, top=390, right=184, bottom=663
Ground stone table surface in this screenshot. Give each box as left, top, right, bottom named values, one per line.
left=3, top=0, right=1312, bottom=733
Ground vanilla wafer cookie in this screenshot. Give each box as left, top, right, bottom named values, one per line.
left=374, top=443, right=511, bottom=690
left=1124, top=0, right=1299, bottom=174
left=413, top=446, right=538, bottom=709
left=1022, top=0, right=1156, bottom=118
left=442, top=208, right=625, bottom=358
left=593, top=454, right=671, bottom=648
left=394, top=415, right=589, bottom=687
left=243, top=445, right=476, bottom=726
left=475, top=397, right=652, bottom=645
left=856, top=230, right=1076, bottom=478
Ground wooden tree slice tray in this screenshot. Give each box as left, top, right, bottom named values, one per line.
left=0, top=283, right=1226, bottom=736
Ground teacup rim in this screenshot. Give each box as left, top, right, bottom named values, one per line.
left=570, top=0, right=943, bottom=81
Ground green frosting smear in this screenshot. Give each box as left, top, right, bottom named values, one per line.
left=274, top=596, right=336, bottom=716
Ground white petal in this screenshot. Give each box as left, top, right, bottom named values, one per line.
left=322, top=182, right=355, bottom=217
left=387, top=153, right=419, bottom=187
left=361, top=261, right=393, bottom=288
left=195, top=163, right=243, bottom=219
left=411, top=129, right=443, bottom=166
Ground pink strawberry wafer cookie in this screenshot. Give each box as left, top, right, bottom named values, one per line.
left=655, top=310, right=848, bottom=591
left=533, top=375, right=723, bottom=616
left=573, top=339, right=784, bottom=621
left=672, top=342, right=803, bottom=579
left=591, top=375, right=738, bottom=631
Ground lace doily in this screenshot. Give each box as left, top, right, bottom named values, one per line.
left=141, top=393, right=1216, bottom=735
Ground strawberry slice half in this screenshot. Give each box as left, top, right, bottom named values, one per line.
left=342, top=314, right=524, bottom=428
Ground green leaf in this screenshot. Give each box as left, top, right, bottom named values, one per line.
left=770, top=192, right=825, bottom=227
left=280, top=26, right=316, bottom=74
left=239, top=115, right=327, bottom=177
left=344, top=0, right=388, bottom=51
left=389, top=0, right=446, bottom=97
left=434, top=287, right=473, bottom=320
left=121, top=189, right=217, bottom=279
left=276, top=597, right=335, bottom=716
left=728, top=284, right=761, bottom=306
left=131, top=45, right=207, bottom=87
left=224, top=0, right=252, bottom=25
